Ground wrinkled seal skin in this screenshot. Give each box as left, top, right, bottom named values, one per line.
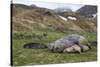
left=48, top=34, right=90, bottom=53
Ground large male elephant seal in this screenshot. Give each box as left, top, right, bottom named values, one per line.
left=47, top=34, right=90, bottom=53
left=24, top=34, right=90, bottom=53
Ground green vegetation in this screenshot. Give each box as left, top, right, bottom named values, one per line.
left=12, top=31, right=97, bottom=66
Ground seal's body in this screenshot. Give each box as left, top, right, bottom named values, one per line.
left=48, top=38, right=75, bottom=52
left=48, top=34, right=90, bottom=53
left=63, top=44, right=81, bottom=53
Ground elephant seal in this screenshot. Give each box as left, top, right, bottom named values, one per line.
left=47, top=34, right=90, bottom=53
left=63, top=44, right=81, bottom=53
left=63, top=44, right=89, bottom=53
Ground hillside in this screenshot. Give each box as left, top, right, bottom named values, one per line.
left=12, top=4, right=97, bottom=32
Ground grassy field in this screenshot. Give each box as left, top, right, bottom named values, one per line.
left=12, top=31, right=97, bottom=66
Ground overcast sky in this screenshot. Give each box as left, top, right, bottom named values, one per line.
left=12, top=0, right=85, bottom=11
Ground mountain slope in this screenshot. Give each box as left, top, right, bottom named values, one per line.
left=77, top=5, right=97, bottom=17
left=12, top=4, right=97, bottom=32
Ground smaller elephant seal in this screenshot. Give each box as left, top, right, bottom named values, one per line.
left=63, top=44, right=81, bottom=53
left=63, top=44, right=89, bottom=53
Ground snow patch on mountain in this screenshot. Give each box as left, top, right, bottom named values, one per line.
left=59, top=16, right=68, bottom=21
left=68, top=16, right=77, bottom=20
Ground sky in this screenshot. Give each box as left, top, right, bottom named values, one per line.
left=12, top=0, right=89, bottom=11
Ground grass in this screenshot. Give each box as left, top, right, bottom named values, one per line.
left=12, top=31, right=97, bottom=66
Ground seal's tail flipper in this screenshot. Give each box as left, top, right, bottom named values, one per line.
left=23, top=43, right=47, bottom=49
